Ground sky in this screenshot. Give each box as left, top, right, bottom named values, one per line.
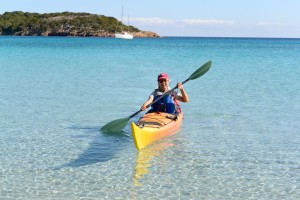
left=1, top=0, right=299, bottom=38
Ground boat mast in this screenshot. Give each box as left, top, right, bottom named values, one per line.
left=121, top=5, right=124, bottom=32
left=127, top=14, right=130, bottom=32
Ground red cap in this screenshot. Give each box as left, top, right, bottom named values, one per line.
left=157, top=73, right=169, bottom=81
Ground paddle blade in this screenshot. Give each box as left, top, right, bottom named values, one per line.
left=189, top=60, right=212, bottom=80
left=101, top=117, right=130, bottom=132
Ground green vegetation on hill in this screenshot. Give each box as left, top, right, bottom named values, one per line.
left=0, top=11, right=140, bottom=36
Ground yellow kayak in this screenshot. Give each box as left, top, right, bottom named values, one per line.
left=131, top=112, right=183, bottom=150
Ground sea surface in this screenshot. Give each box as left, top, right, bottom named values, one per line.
left=0, top=36, right=299, bottom=199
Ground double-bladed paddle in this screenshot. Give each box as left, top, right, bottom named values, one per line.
left=101, top=60, right=212, bottom=132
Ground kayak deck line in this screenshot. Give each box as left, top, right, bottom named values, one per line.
left=136, top=112, right=179, bottom=128
left=137, top=121, right=162, bottom=128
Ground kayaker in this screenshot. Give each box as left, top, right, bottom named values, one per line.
left=140, top=73, right=189, bottom=114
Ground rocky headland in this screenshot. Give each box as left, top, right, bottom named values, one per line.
left=0, top=11, right=160, bottom=38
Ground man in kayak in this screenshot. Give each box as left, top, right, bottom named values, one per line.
left=140, top=73, right=189, bottom=114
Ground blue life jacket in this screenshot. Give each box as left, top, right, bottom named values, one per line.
left=150, top=95, right=176, bottom=114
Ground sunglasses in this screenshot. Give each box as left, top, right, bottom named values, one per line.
left=158, top=79, right=168, bottom=83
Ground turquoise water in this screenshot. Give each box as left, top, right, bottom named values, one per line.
left=0, top=36, right=299, bottom=199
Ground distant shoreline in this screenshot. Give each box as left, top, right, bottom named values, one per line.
left=1, top=35, right=299, bottom=40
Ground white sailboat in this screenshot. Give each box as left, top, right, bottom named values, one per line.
left=115, top=30, right=133, bottom=39
left=115, top=6, right=133, bottom=39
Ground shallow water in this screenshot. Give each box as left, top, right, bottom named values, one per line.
left=0, top=36, right=299, bottom=199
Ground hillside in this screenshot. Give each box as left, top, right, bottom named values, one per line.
left=0, top=11, right=160, bottom=38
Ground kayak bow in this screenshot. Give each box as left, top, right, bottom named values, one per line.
left=131, top=112, right=183, bottom=150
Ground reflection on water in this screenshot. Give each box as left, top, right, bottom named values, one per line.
left=132, top=140, right=175, bottom=187
left=56, top=126, right=130, bottom=169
